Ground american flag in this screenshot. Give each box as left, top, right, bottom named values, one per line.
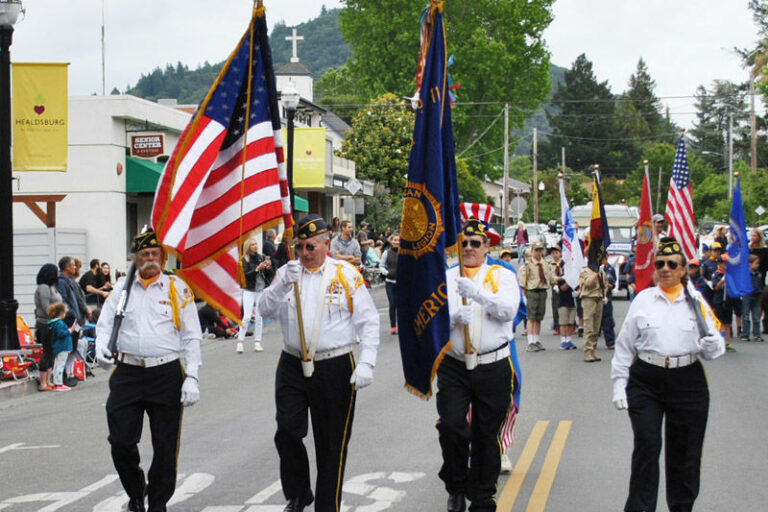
left=664, top=136, right=696, bottom=260
left=151, top=7, right=292, bottom=322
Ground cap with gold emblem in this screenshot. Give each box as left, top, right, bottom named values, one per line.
left=131, top=229, right=162, bottom=253
left=657, top=237, right=683, bottom=257
left=295, top=214, right=329, bottom=240
left=462, top=218, right=487, bottom=238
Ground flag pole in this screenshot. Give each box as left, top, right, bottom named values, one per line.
left=455, top=232, right=473, bottom=357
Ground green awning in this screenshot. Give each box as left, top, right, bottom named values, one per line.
left=293, top=194, right=309, bottom=212
left=126, top=156, right=164, bottom=193
left=126, top=155, right=309, bottom=213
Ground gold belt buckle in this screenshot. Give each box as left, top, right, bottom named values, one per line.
left=664, top=356, right=670, bottom=368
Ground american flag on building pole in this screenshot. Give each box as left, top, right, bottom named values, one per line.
left=664, top=134, right=696, bottom=260
left=150, top=5, right=293, bottom=323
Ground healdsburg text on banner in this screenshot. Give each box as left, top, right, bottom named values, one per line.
left=12, top=63, right=69, bottom=172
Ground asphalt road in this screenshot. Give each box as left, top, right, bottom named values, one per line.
left=2, top=284, right=768, bottom=511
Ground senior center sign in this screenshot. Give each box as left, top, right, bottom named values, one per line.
left=130, top=133, right=166, bottom=159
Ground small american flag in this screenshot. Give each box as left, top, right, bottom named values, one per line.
left=151, top=7, right=292, bottom=322
left=664, top=136, right=696, bottom=260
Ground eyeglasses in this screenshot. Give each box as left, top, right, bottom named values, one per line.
left=462, top=240, right=483, bottom=249
left=295, top=243, right=317, bottom=252
left=654, top=260, right=679, bottom=270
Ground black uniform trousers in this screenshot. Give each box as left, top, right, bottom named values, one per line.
left=275, top=350, right=356, bottom=512
left=600, top=299, right=616, bottom=345
left=624, top=359, right=709, bottom=512
left=436, top=355, right=513, bottom=512
left=106, top=360, right=184, bottom=512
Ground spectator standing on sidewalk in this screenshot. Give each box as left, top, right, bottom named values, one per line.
left=740, top=254, right=763, bottom=342
left=34, top=263, right=61, bottom=391
left=237, top=237, right=274, bottom=353
left=48, top=302, right=74, bottom=391
left=379, top=232, right=400, bottom=335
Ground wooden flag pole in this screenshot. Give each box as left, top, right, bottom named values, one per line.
left=456, top=232, right=473, bottom=355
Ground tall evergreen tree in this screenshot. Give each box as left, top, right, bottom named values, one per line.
left=542, top=54, right=616, bottom=174
left=625, top=58, right=664, bottom=134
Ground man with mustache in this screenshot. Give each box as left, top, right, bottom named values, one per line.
left=95, top=230, right=202, bottom=512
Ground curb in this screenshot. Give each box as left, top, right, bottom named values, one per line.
left=0, top=375, right=39, bottom=401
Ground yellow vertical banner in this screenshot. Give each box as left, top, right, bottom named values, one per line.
left=283, top=127, right=326, bottom=188
left=12, top=63, right=69, bottom=171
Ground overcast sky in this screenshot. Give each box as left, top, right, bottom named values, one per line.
left=10, top=0, right=760, bottom=128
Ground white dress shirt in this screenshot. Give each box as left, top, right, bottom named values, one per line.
left=611, top=286, right=725, bottom=396
left=446, top=262, right=521, bottom=358
left=258, top=257, right=380, bottom=367
left=95, top=273, right=203, bottom=379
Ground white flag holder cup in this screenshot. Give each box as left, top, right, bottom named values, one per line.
left=301, top=359, right=314, bottom=378
left=464, top=351, right=477, bottom=370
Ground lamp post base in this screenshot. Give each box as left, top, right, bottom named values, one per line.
left=0, top=298, right=19, bottom=350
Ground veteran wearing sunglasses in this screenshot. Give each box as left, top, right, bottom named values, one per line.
left=258, top=214, right=380, bottom=512
left=438, top=219, right=521, bottom=512
left=610, top=237, right=724, bottom=512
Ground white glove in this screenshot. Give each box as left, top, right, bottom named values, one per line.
left=612, top=390, right=628, bottom=410
left=180, top=376, right=200, bottom=407
left=96, top=344, right=115, bottom=370
left=456, top=276, right=482, bottom=299
left=281, top=260, right=302, bottom=288
left=451, top=305, right=473, bottom=326
left=350, top=362, right=374, bottom=390
left=700, top=334, right=721, bottom=351
left=553, top=285, right=559, bottom=293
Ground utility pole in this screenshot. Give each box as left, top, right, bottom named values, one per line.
left=656, top=166, right=662, bottom=214
left=533, top=127, right=538, bottom=224
left=503, top=103, right=509, bottom=230
left=751, top=80, right=757, bottom=172
left=728, top=113, right=734, bottom=199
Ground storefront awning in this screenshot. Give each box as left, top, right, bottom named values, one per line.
left=126, top=156, right=164, bottom=193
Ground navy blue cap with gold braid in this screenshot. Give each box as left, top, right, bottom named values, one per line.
left=462, top=218, right=487, bottom=238
left=657, top=237, right=683, bottom=257
left=132, top=230, right=162, bottom=253
left=295, top=214, right=329, bottom=240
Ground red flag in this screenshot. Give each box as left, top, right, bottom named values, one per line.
left=150, top=7, right=292, bottom=322
left=633, top=168, right=655, bottom=292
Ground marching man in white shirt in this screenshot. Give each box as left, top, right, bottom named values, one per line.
left=258, top=214, right=380, bottom=512
left=96, top=230, right=202, bottom=512
left=611, top=237, right=724, bottom=512
left=438, top=219, right=521, bottom=512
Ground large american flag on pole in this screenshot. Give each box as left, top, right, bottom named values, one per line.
left=664, top=135, right=696, bottom=260
left=151, top=6, right=292, bottom=322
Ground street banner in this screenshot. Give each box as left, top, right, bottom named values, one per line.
left=12, top=63, right=68, bottom=171
left=633, top=168, right=655, bottom=293
left=282, top=127, right=326, bottom=189
left=397, top=2, right=462, bottom=399
left=559, top=178, right=585, bottom=288
left=665, top=135, right=697, bottom=259
left=586, top=174, right=610, bottom=270
left=151, top=5, right=292, bottom=322
left=726, top=178, right=751, bottom=297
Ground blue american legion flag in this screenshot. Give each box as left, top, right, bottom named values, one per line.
left=151, top=6, right=292, bottom=322
left=397, top=3, right=462, bottom=398
left=665, top=136, right=696, bottom=259
left=726, top=178, right=752, bottom=297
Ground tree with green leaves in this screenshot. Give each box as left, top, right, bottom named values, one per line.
left=336, top=93, right=413, bottom=195
left=339, top=0, right=554, bottom=180
left=540, top=54, right=617, bottom=175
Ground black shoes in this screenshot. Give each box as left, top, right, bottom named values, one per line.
left=283, top=496, right=313, bottom=512
left=447, top=493, right=466, bottom=512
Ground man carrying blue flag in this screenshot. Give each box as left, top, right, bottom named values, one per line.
left=437, top=219, right=521, bottom=512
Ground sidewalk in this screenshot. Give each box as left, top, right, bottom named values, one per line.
left=0, top=373, right=38, bottom=401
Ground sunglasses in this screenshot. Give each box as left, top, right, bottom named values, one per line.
left=654, top=260, right=680, bottom=270
left=295, top=242, right=318, bottom=252
left=462, top=240, right=483, bottom=249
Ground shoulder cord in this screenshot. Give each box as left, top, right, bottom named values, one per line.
left=328, top=263, right=356, bottom=314
left=168, top=277, right=195, bottom=331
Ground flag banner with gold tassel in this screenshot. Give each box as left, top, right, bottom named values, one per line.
left=150, top=5, right=292, bottom=322
left=12, top=63, right=68, bottom=171
left=397, top=2, right=462, bottom=399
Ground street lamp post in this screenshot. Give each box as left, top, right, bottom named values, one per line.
left=0, top=0, right=23, bottom=351
left=281, top=82, right=300, bottom=214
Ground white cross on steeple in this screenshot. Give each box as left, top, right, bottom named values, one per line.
left=286, top=28, right=304, bottom=63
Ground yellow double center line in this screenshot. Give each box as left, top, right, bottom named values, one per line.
left=497, top=420, right=573, bottom=512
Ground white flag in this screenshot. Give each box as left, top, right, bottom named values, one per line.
left=560, top=178, right=586, bottom=289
